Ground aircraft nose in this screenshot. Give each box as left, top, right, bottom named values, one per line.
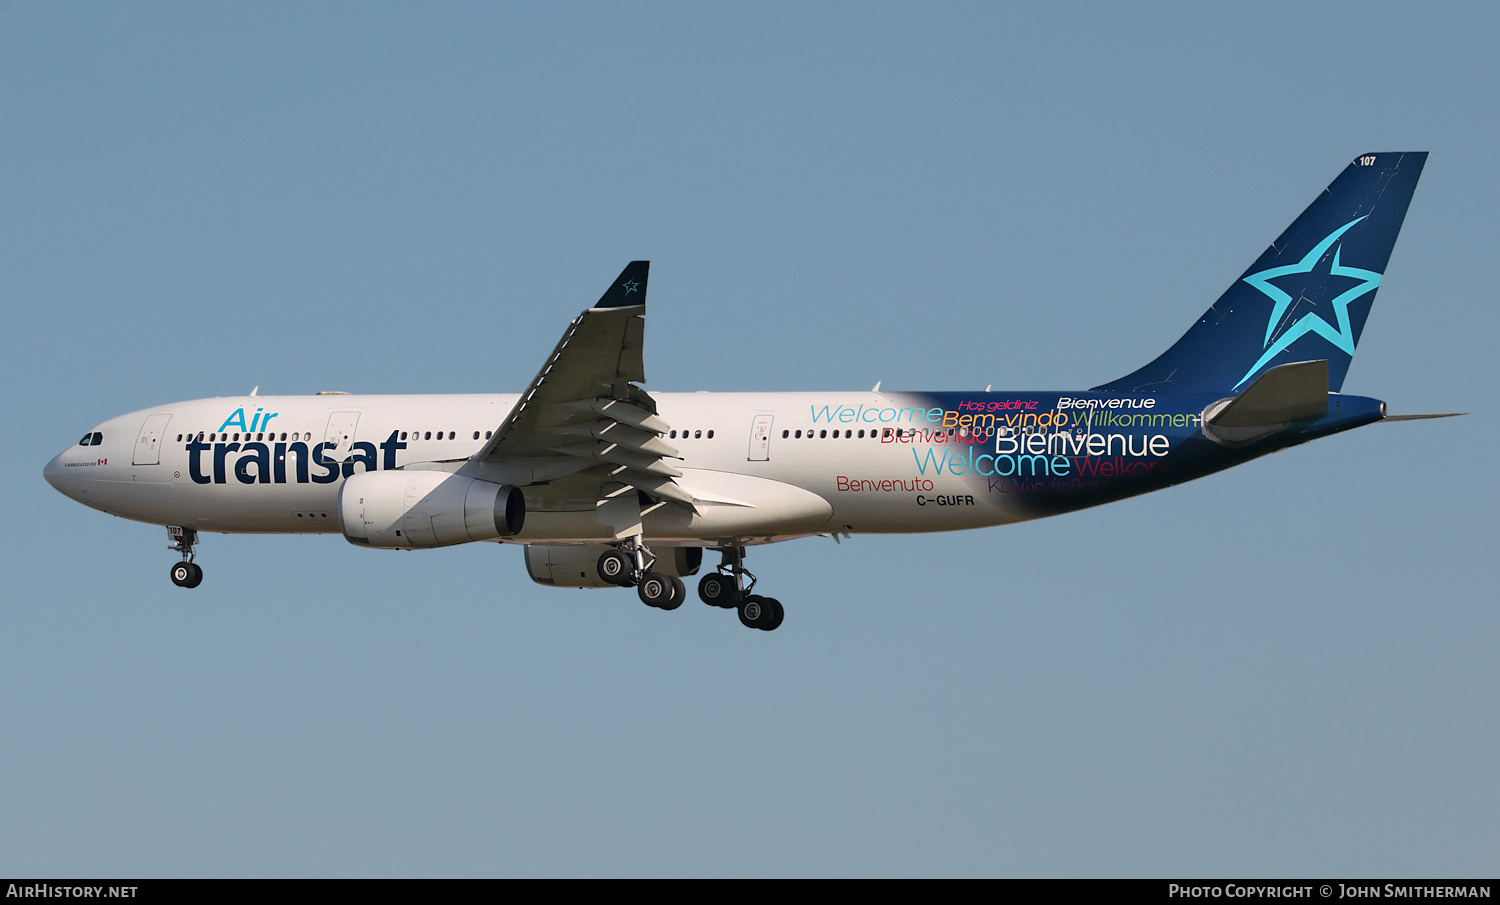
left=44, top=451, right=78, bottom=498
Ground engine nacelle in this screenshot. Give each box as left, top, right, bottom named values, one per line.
left=338, top=470, right=524, bottom=548
left=524, top=544, right=702, bottom=588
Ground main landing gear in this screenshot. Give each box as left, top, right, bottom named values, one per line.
left=595, top=540, right=687, bottom=611
left=167, top=525, right=203, bottom=589
left=595, top=539, right=780, bottom=628
left=697, top=546, right=783, bottom=632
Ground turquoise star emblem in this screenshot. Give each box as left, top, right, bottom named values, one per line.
left=621, top=280, right=640, bottom=295
left=1233, top=217, right=1383, bottom=390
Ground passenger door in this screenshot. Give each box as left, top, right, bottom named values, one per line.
left=748, top=415, right=773, bottom=461
left=324, top=412, right=361, bottom=458
left=133, top=414, right=172, bottom=466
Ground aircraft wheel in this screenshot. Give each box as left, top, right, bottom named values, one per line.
left=662, top=576, right=686, bottom=611
left=637, top=571, right=676, bottom=608
left=597, top=550, right=635, bottom=587
left=171, top=562, right=203, bottom=589
left=698, top=573, right=738, bottom=608
left=760, top=597, right=784, bottom=631
left=738, top=594, right=772, bottom=629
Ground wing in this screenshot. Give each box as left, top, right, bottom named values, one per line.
left=460, top=261, right=695, bottom=513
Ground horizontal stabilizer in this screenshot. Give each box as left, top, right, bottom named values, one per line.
left=1209, top=360, right=1329, bottom=428
left=1201, top=360, right=1328, bottom=447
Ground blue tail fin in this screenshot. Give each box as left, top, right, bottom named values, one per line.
left=1093, top=152, right=1427, bottom=395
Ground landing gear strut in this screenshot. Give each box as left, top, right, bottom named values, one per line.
left=699, top=546, right=783, bottom=631
left=167, top=525, right=203, bottom=589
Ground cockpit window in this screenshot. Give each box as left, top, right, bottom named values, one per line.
left=78, top=433, right=93, bottom=446
left=92, top=432, right=102, bottom=445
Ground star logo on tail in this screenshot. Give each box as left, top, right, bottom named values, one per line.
left=1233, top=217, right=1383, bottom=390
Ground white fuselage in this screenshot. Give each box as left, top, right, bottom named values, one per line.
left=44, top=392, right=1027, bottom=546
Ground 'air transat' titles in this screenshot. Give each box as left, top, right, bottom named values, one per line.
left=186, top=431, right=406, bottom=485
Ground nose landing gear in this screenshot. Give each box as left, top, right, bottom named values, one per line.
left=167, top=526, right=202, bottom=589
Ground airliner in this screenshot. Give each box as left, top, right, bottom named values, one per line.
left=45, top=152, right=1454, bottom=631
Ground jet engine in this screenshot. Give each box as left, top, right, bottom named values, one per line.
left=338, top=470, right=524, bottom=548
left=525, top=544, right=702, bottom=588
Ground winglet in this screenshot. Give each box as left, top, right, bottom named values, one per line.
left=593, top=261, right=649, bottom=309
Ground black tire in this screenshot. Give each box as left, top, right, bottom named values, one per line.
left=184, top=562, right=203, bottom=589
left=661, top=576, right=686, bottom=611
left=738, top=594, right=769, bottom=629
left=760, top=597, right=784, bottom=631
left=597, top=549, right=635, bottom=587
left=637, top=571, right=674, bottom=608
left=170, top=562, right=191, bottom=587
left=697, top=573, right=738, bottom=608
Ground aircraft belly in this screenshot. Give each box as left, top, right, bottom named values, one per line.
left=72, top=478, right=177, bottom=525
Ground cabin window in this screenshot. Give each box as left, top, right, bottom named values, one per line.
left=707, top=430, right=714, bottom=439
left=819, top=430, right=827, bottom=439
left=424, top=432, right=431, bottom=440
left=694, top=430, right=702, bottom=439
left=485, top=431, right=492, bottom=439
left=473, top=431, right=480, bottom=440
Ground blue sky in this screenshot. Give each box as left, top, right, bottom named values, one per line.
left=2, top=2, right=1496, bottom=877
